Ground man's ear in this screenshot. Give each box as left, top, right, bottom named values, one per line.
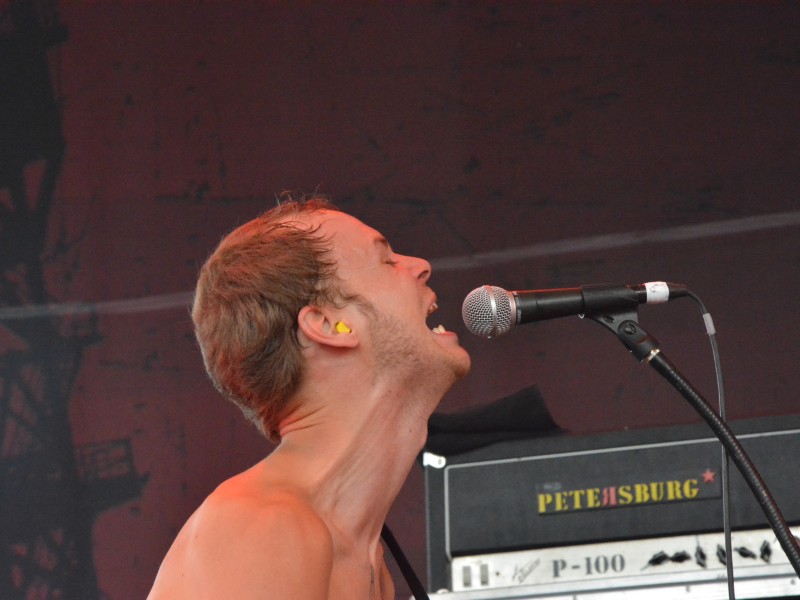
left=297, top=305, right=359, bottom=349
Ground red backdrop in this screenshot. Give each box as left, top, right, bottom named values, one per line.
left=1, top=2, right=799, bottom=598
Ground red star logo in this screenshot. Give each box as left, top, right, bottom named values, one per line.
left=702, top=469, right=716, bottom=483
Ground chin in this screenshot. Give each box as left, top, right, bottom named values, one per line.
left=445, top=348, right=472, bottom=381
left=454, top=356, right=472, bottom=380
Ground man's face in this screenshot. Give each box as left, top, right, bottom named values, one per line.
left=312, top=210, right=471, bottom=383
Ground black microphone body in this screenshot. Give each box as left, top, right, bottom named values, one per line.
left=513, top=284, right=646, bottom=324
left=462, top=282, right=687, bottom=338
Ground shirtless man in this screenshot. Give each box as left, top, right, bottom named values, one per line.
left=147, top=197, right=471, bottom=599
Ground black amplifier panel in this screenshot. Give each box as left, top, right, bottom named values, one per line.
left=424, top=415, right=800, bottom=592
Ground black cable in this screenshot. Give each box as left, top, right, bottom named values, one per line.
left=381, top=524, right=430, bottom=600
left=687, top=291, right=735, bottom=600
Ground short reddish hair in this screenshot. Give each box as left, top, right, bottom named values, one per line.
left=192, top=196, right=342, bottom=440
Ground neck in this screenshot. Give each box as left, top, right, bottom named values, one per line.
left=274, top=371, right=445, bottom=546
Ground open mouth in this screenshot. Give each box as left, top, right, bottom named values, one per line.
left=427, top=300, right=447, bottom=334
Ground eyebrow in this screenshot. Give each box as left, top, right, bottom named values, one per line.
left=373, top=237, right=393, bottom=252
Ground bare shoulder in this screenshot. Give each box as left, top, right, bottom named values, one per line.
left=200, top=477, right=332, bottom=549
left=148, top=477, right=333, bottom=599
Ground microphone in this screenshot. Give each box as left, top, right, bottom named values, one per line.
left=462, top=282, right=688, bottom=338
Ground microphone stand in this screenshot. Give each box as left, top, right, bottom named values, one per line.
left=587, top=309, right=800, bottom=578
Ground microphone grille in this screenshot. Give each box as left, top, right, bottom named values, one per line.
left=462, top=285, right=513, bottom=338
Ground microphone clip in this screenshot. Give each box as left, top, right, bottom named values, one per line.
left=587, top=309, right=662, bottom=363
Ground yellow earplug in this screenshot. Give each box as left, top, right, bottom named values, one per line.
left=335, top=321, right=352, bottom=334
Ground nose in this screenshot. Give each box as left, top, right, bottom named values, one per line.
left=399, top=254, right=431, bottom=283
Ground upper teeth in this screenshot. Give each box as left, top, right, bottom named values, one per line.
left=428, top=302, right=438, bottom=315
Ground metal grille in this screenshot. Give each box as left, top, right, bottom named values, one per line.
left=461, top=285, right=512, bottom=338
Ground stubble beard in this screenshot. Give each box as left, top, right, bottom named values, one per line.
left=364, top=302, right=468, bottom=396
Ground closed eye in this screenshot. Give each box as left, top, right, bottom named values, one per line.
left=374, top=236, right=398, bottom=266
